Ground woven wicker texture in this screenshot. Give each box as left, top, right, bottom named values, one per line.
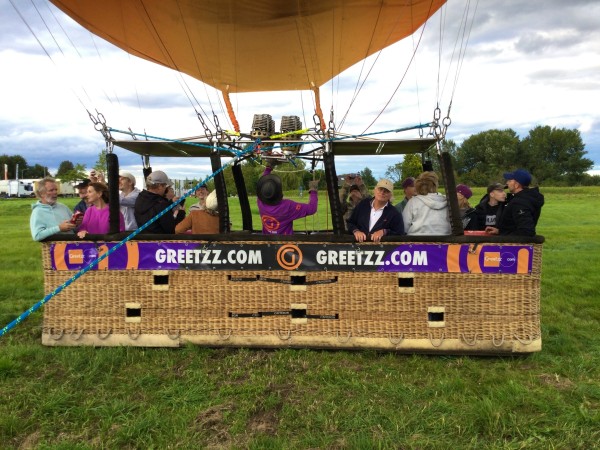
left=41, top=241, right=542, bottom=352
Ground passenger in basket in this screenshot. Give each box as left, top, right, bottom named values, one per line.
left=134, top=170, right=177, bottom=234
left=175, top=190, right=220, bottom=234
left=73, top=178, right=91, bottom=215
left=118, top=171, right=141, bottom=231
left=485, top=169, right=544, bottom=236
left=30, top=177, right=77, bottom=241
left=402, top=171, right=451, bottom=235
left=455, top=184, right=478, bottom=231
left=165, top=186, right=186, bottom=224
left=77, top=182, right=125, bottom=238
left=394, top=176, right=416, bottom=214
left=257, top=165, right=318, bottom=235
left=189, top=185, right=210, bottom=211
left=474, top=183, right=506, bottom=229
left=346, top=178, right=404, bottom=242
left=339, top=173, right=369, bottom=227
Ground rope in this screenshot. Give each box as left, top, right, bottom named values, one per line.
left=311, top=85, right=326, bottom=131
left=222, top=89, right=240, bottom=133
left=0, top=144, right=258, bottom=339
left=107, top=128, right=242, bottom=157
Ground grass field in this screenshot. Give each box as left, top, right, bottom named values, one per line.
left=1, top=188, right=599, bottom=449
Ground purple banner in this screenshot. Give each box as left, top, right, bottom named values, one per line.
left=50, top=242, right=534, bottom=274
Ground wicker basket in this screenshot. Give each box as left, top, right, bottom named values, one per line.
left=41, top=239, right=542, bottom=354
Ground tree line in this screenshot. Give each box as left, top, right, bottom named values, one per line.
left=385, top=125, right=598, bottom=187
left=3, top=125, right=597, bottom=191
left=0, top=154, right=103, bottom=183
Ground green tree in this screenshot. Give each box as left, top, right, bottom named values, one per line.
left=384, top=162, right=402, bottom=184
left=28, top=164, right=48, bottom=178
left=0, top=154, right=28, bottom=179
left=55, top=160, right=75, bottom=178
left=455, top=129, right=520, bottom=185
left=400, top=154, right=424, bottom=179
left=519, top=126, right=593, bottom=184
left=359, top=167, right=377, bottom=188
left=94, top=149, right=108, bottom=175
left=59, top=163, right=88, bottom=184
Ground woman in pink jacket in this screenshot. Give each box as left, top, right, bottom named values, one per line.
left=77, top=182, right=124, bottom=238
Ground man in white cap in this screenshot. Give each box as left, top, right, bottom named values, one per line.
left=134, top=170, right=176, bottom=233
left=118, top=171, right=141, bottom=231
left=346, top=178, right=404, bottom=242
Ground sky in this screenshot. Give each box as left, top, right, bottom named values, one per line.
left=1, top=0, right=599, bottom=183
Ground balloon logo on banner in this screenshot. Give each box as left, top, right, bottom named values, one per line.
left=277, top=244, right=302, bottom=271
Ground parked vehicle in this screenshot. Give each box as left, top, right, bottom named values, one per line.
left=0, top=179, right=34, bottom=198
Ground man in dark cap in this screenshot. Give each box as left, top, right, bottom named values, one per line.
left=394, top=176, right=416, bottom=214
left=73, top=178, right=91, bottom=215
left=257, top=165, right=318, bottom=234
left=485, top=169, right=544, bottom=236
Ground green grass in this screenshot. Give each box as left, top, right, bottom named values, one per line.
left=1, top=189, right=600, bottom=449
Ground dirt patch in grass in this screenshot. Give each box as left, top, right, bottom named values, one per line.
left=18, top=430, right=40, bottom=449
left=193, top=402, right=234, bottom=446
left=247, top=409, right=278, bottom=435
left=538, top=373, right=574, bottom=390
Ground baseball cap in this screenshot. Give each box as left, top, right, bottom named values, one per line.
left=375, top=179, right=394, bottom=192
left=487, top=182, right=506, bottom=194
left=205, top=190, right=218, bottom=211
left=146, top=170, right=173, bottom=187
left=119, top=172, right=136, bottom=186
left=75, top=179, right=91, bottom=189
left=401, top=177, right=415, bottom=189
left=456, top=184, right=473, bottom=199
left=503, top=169, right=532, bottom=186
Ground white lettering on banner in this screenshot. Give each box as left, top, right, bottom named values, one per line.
left=314, top=250, right=386, bottom=266
left=154, top=249, right=263, bottom=266
left=389, top=250, right=428, bottom=266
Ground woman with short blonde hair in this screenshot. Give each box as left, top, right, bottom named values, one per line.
left=414, top=171, right=439, bottom=195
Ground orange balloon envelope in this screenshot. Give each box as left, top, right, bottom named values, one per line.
left=50, top=0, right=446, bottom=93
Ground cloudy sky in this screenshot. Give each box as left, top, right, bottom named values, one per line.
left=1, top=0, right=599, bottom=183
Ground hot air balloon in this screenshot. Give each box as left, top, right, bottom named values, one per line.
left=12, top=1, right=545, bottom=355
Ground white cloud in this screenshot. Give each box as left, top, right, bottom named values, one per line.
left=1, top=0, right=598, bottom=182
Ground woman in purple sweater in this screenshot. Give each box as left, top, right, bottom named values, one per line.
left=77, top=182, right=124, bottom=238
left=257, top=166, right=319, bottom=235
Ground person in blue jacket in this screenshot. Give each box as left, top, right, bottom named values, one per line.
left=346, top=178, right=404, bottom=242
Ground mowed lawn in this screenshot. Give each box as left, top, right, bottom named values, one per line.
left=0, top=187, right=599, bottom=449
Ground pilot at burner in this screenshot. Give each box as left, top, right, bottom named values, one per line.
left=257, top=165, right=319, bottom=235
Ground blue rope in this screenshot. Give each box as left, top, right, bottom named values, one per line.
left=1, top=123, right=434, bottom=338
left=0, top=145, right=258, bottom=339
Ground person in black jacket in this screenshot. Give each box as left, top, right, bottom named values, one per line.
left=475, top=182, right=506, bottom=230
left=486, top=169, right=544, bottom=236
left=347, top=179, right=404, bottom=242
left=134, top=170, right=176, bottom=233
